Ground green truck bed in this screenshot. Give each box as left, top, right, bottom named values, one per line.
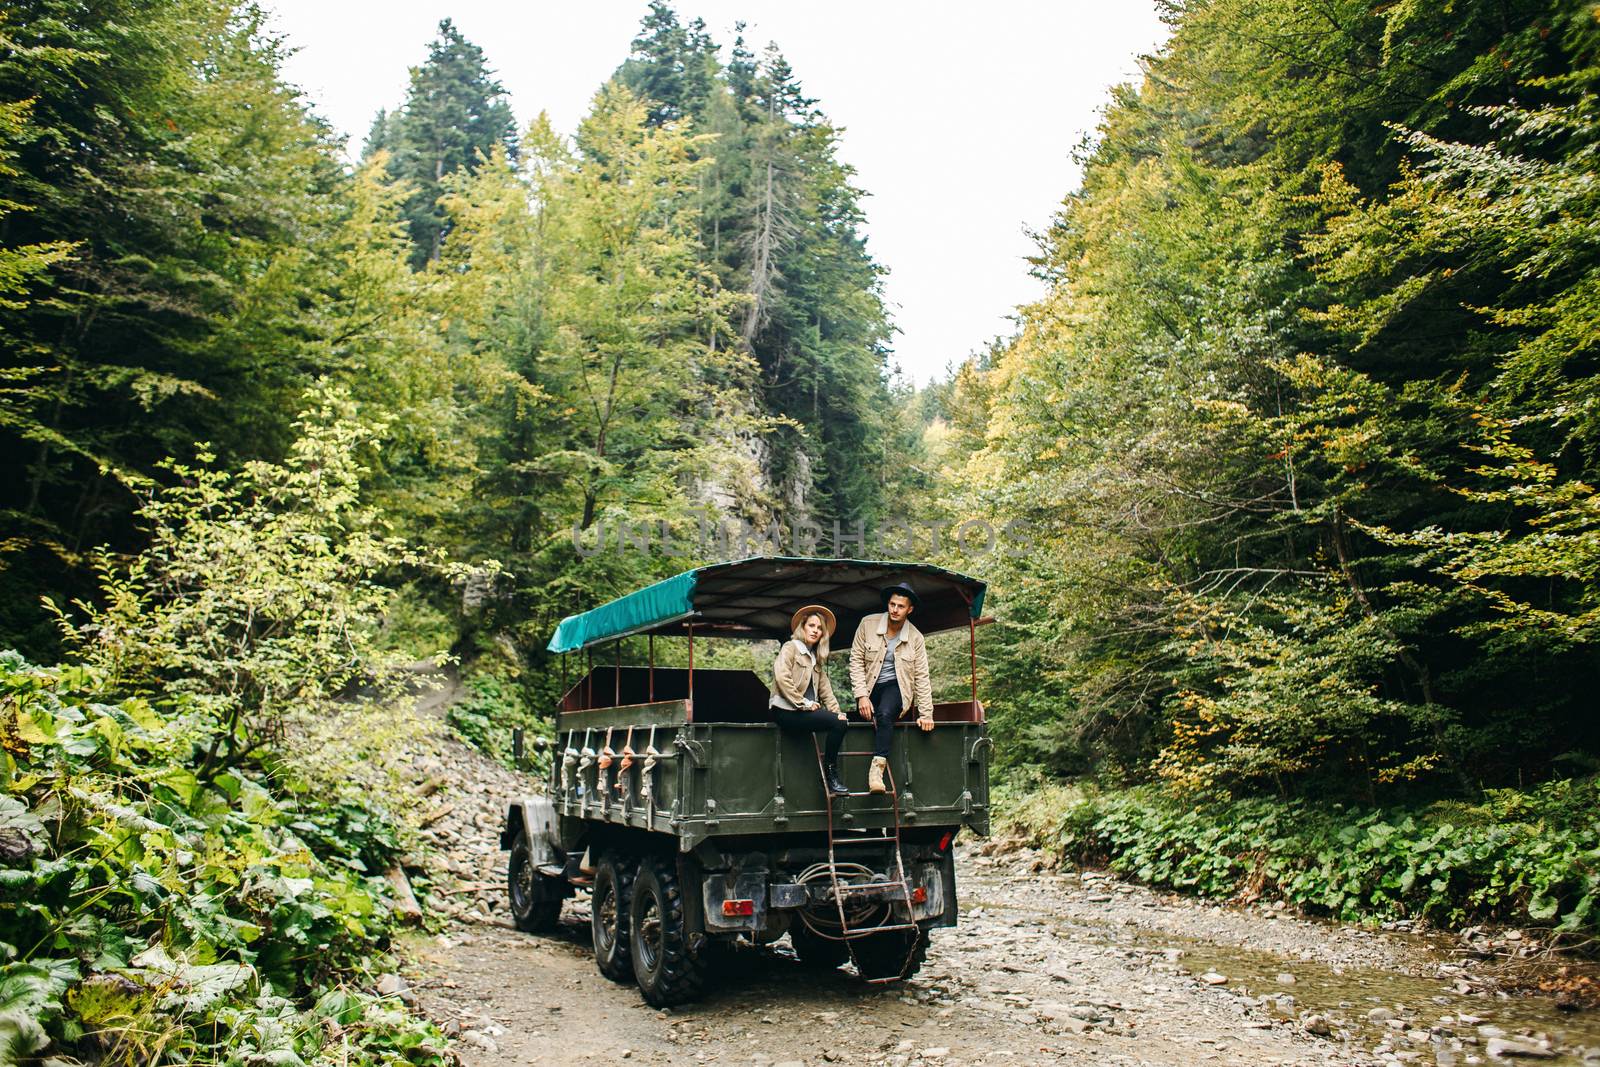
left=549, top=668, right=990, bottom=850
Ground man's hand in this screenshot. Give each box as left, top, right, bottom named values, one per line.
left=916, top=716, right=935, bottom=733
left=857, top=695, right=872, bottom=720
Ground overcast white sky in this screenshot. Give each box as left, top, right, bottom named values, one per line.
left=262, top=2, right=1169, bottom=386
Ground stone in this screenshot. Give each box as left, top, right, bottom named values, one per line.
left=373, top=973, right=415, bottom=1004
left=1370, top=1008, right=1397, bottom=1023
left=461, top=1030, right=498, bottom=1054
left=1200, top=971, right=1229, bottom=985
left=1303, top=1014, right=1333, bottom=1036
left=1484, top=1037, right=1554, bottom=1059
left=922, top=1051, right=950, bottom=1062
left=1276, top=972, right=1297, bottom=985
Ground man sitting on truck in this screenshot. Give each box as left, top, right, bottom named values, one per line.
left=848, top=581, right=935, bottom=793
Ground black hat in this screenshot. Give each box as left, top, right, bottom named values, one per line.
left=880, top=581, right=920, bottom=610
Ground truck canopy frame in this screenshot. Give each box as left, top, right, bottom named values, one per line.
left=546, top=556, right=987, bottom=654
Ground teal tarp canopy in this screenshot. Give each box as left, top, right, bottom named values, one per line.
left=546, top=568, right=697, bottom=655
left=546, top=556, right=987, bottom=654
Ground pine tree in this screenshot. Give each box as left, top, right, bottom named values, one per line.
left=615, top=2, right=718, bottom=126
left=364, top=19, right=517, bottom=268
left=609, top=6, right=895, bottom=528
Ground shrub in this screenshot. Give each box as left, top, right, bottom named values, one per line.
left=0, top=653, right=450, bottom=1065
left=1020, top=780, right=1600, bottom=934
left=1, top=387, right=463, bottom=1063
left=46, top=382, right=457, bottom=799
left=446, top=673, right=552, bottom=774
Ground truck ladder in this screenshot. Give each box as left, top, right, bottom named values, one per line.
left=812, top=741, right=922, bottom=983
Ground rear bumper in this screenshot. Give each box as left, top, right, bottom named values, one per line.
left=701, top=850, right=956, bottom=933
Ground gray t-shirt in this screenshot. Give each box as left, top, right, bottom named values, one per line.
left=876, top=627, right=902, bottom=686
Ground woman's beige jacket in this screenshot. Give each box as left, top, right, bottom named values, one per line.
left=769, top=639, right=842, bottom=715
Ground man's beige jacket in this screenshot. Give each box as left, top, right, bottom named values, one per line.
left=847, top=613, right=934, bottom=720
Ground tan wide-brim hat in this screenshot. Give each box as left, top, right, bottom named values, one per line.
left=790, top=604, right=837, bottom=638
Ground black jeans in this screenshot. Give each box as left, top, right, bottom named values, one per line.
left=869, top=678, right=904, bottom=757
left=774, top=707, right=846, bottom=765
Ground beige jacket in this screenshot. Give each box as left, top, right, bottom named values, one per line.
left=848, top=613, right=934, bottom=720
left=770, top=639, right=842, bottom=715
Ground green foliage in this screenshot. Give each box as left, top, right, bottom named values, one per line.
left=364, top=18, right=518, bottom=268
left=0, top=0, right=346, bottom=655
left=0, top=652, right=450, bottom=1065
left=47, top=382, right=453, bottom=791
left=0, top=386, right=457, bottom=1063
left=1023, top=779, right=1600, bottom=934
left=941, top=0, right=1600, bottom=798
left=446, top=673, right=552, bottom=774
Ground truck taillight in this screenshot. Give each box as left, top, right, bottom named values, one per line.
left=937, top=831, right=953, bottom=852
left=721, top=899, right=755, bottom=917
left=911, top=887, right=928, bottom=905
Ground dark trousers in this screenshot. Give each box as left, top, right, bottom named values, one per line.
left=774, top=707, right=846, bottom=765
left=869, top=678, right=904, bottom=757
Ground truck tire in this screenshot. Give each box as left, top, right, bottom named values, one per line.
left=789, top=920, right=850, bottom=970
left=629, top=856, right=707, bottom=1007
left=507, top=830, right=562, bottom=933
left=851, top=927, right=929, bottom=982
left=591, top=852, right=635, bottom=983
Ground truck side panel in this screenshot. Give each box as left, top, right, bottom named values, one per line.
left=549, top=715, right=989, bottom=853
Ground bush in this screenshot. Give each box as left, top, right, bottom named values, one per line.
left=0, top=387, right=462, bottom=1064
left=1016, top=780, right=1600, bottom=934
left=446, top=673, right=551, bottom=774
left=47, top=383, right=458, bottom=798
left=0, top=653, right=450, bottom=1065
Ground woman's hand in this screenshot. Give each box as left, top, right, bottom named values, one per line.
left=916, top=716, right=935, bottom=733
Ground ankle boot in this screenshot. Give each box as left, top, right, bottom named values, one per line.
left=825, top=762, right=848, bottom=796
left=868, top=756, right=888, bottom=794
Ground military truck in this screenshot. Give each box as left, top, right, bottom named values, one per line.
left=499, top=557, right=991, bottom=1006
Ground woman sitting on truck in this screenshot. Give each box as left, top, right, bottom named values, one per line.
left=770, top=605, right=850, bottom=797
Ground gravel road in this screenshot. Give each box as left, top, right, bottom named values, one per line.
left=392, top=686, right=1600, bottom=1067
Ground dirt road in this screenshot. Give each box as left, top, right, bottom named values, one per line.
left=395, top=692, right=1599, bottom=1067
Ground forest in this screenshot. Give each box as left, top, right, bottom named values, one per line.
left=1, top=0, right=1598, bottom=1062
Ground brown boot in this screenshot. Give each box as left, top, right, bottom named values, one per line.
left=868, top=756, right=888, bottom=794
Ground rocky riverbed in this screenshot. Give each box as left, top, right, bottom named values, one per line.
left=388, top=683, right=1600, bottom=1066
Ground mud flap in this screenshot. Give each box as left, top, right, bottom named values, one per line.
left=678, top=852, right=706, bottom=940
left=937, top=847, right=958, bottom=928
